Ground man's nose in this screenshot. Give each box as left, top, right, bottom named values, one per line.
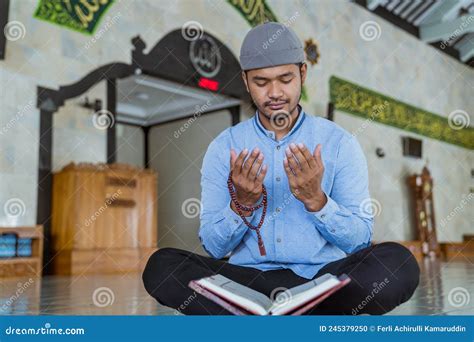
left=268, top=82, right=284, bottom=100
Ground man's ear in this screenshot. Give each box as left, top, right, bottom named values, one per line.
left=300, top=63, right=307, bottom=85
left=241, top=71, right=250, bottom=93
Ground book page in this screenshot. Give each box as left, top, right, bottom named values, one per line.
left=269, top=274, right=341, bottom=315
left=197, top=275, right=273, bottom=315
left=275, top=273, right=335, bottom=302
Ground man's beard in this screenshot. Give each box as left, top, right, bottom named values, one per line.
left=257, top=85, right=303, bottom=131
left=260, top=102, right=298, bottom=121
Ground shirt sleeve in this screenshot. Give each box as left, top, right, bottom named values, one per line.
left=303, top=134, right=374, bottom=254
left=198, top=135, right=258, bottom=259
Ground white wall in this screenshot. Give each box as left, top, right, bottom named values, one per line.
left=335, top=113, right=473, bottom=243
left=116, top=124, right=144, bottom=168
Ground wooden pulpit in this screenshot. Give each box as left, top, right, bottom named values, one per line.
left=51, top=163, right=157, bottom=275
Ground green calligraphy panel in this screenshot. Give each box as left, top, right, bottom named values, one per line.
left=34, top=0, right=114, bottom=35
left=330, top=76, right=473, bottom=150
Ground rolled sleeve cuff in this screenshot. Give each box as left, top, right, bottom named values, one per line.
left=303, top=192, right=340, bottom=227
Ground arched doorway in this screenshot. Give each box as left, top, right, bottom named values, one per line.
left=36, top=29, right=249, bottom=272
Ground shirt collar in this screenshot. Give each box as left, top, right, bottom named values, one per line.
left=254, top=104, right=306, bottom=142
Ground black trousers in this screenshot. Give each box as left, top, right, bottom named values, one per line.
left=142, top=242, right=420, bottom=315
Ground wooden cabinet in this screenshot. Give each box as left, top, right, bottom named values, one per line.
left=51, top=163, right=157, bottom=275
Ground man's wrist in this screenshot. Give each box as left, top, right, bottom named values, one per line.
left=230, top=201, right=253, bottom=216
left=304, top=191, right=327, bottom=212
left=237, top=193, right=262, bottom=207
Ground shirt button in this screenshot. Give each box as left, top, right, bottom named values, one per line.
left=234, top=219, right=239, bottom=224
left=276, top=238, right=281, bottom=243
left=276, top=177, right=281, bottom=182
left=276, top=207, right=281, bottom=213
left=320, top=214, right=326, bottom=219
left=331, top=229, right=336, bottom=233
left=276, top=146, right=280, bottom=150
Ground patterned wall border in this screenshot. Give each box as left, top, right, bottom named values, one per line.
left=330, top=76, right=473, bottom=150
left=227, top=0, right=278, bottom=26
left=34, top=0, right=114, bottom=35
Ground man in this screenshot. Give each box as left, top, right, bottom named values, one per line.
left=143, top=22, right=419, bottom=315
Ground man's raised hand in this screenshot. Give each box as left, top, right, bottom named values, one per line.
left=283, top=143, right=327, bottom=212
left=230, top=147, right=268, bottom=207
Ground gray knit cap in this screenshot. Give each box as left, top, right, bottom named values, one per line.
left=239, top=22, right=305, bottom=71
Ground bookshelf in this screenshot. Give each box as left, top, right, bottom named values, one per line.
left=0, top=225, right=43, bottom=278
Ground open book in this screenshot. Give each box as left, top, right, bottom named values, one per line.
left=188, top=273, right=350, bottom=315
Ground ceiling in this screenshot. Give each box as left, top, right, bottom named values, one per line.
left=116, top=75, right=241, bottom=127
left=355, top=0, right=474, bottom=67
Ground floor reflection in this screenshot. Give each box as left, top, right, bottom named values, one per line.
left=389, top=258, right=473, bottom=315
left=0, top=258, right=472, bottom=315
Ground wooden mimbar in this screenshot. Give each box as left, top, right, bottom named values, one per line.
left=51, top=162, right=157, bottom=275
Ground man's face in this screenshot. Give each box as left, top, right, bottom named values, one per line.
left=242, top=63, right=307, bottom=121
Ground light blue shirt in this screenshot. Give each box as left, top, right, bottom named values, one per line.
left=198, top=106, right=373, bottom=279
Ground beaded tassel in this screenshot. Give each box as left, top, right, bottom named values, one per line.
left=227, top=172, right=267, bottom=256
